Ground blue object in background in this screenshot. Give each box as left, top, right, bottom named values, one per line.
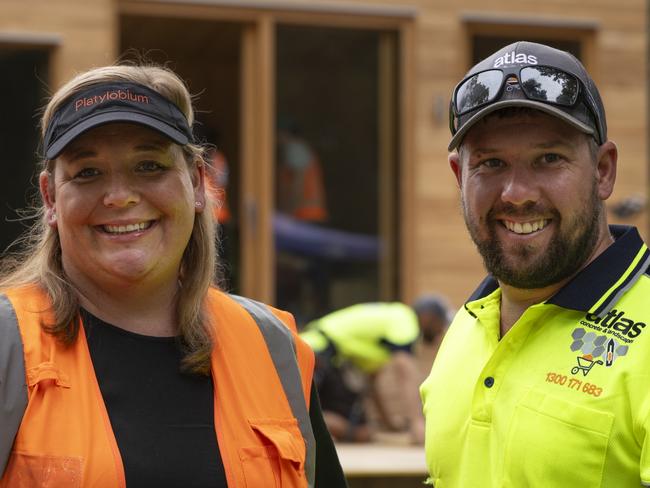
left=274, top=213, right=380, bottom=261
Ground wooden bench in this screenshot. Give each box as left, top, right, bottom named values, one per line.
left=336, top=441, right=429, bottom=488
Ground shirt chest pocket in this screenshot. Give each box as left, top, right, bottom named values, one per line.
left=503, top=389, right=613, bottom=488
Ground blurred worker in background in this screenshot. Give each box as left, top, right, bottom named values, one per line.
left=275, top=119, right=330, bottom=322
left=205, top=144, right=231, bottom=225
left=411, top=295, right=453, bottom=384
left=301, top=296, right=450, bottom=444
left=276, top=122, right=328, bottom=223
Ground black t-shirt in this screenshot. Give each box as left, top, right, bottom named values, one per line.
left=82, top=309, right=347, bottom=488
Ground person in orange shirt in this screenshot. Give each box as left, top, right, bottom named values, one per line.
left=206, top=145, right=231, bottom=224
left=276, top=126, right=328, bottom=222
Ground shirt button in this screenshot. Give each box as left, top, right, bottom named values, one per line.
left=484, top=376, right=495, bottom=388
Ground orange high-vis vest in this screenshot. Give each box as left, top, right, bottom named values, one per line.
left=0, top=285, right=315, bottom=487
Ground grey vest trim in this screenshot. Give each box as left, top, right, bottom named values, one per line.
left=0, top=294, right=27, bottom=476
left=230, top=295, right=316, bottom=488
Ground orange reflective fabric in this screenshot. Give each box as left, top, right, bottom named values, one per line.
left=210, top=292, right=314, bottom=487
left=0, top=284, right=125, bottom=488
left=0, top=286, right=314, bottom=488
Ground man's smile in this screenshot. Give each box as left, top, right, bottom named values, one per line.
left=502, top=219, right=550, bottom=235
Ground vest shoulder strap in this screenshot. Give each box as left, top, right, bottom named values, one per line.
left=229, top=294, right=316, bottom=488
left=0, top=294, right=27, bottom=476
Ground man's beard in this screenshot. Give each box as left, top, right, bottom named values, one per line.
left=463, top=184, right=602, bottom=289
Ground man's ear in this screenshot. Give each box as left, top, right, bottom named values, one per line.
left=39, top=170, right=57, bottom=227
left=449, top=151, right=462, bottom=188
left=595, top=140, right=617, bottom=201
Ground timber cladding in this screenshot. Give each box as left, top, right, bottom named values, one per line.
left=0, top=0, right=646, bottom=308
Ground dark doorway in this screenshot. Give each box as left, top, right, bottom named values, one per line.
left=0, top=49, right=49, bottom=252
left=274, top=25, right=400, bottom=326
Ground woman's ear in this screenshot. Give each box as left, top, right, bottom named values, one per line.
left=192, top=159, right=206, bottom=213
left=39, top=170, right=57, bottom=227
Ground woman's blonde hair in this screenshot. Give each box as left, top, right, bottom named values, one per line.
left=0, top=63, right=218, bottom=375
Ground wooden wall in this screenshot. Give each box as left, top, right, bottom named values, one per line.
left=0, top=0, right=117, bottom=86
left=1, top=0, right=646, bottom=308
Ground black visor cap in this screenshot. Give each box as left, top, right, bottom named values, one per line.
left=43, top=82, right=193, bottom=160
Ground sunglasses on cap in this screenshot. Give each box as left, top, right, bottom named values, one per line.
left=449, top=65, right=602, bottom=142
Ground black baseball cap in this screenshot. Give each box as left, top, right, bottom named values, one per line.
left=448, top=41, right=607, bottom=151
left=43, top=81, right=194, bottom=159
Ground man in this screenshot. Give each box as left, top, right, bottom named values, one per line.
left=302, top=297, right=449, bottom=444
left=421, top=41, right=650, bottom=486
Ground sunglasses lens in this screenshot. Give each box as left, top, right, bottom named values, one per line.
left=520, top=67, right=579, bottom=106
left=455, top=70, right=504, bottom=115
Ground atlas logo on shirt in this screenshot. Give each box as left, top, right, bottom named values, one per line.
left=493, top=51, right=538, bottom=68
left=584, top=309, right=646, bottom=340
left=568, top=308, right=644, bottom=376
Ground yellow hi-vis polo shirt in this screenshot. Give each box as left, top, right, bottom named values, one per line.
left=420, top=226, right=650, bottom=487
left=301, top=302, right=420, bottom=373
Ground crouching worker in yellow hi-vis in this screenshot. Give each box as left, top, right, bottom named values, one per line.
left=302, top=297, right=450, bottom=445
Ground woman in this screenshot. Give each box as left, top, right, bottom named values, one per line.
left=0, top=64, right=346, bottom=487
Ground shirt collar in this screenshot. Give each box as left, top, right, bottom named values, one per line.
left=465, top=225, right=650, bottom=318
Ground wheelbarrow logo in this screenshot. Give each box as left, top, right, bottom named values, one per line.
left=571, top=355, right=603, bottom=376
left=569, top=327, right=629, bottom=375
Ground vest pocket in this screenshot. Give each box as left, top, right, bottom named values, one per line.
left=503, top=389, right=613, bottom=487
left=239, top=418, right=306, bottom=488
left=0, top=452, right=82, bottom=488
